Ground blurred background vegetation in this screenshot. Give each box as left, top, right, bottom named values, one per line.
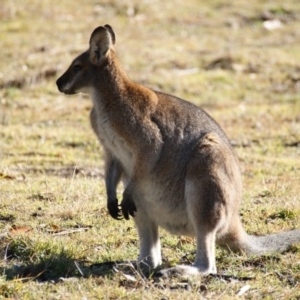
left=0, top=0, right=299, bottom=299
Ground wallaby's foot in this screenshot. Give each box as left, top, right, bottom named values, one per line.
left=107, top=198, right=122, bottom=220
left=114, top=259, right=156, bottom=277
left=158, top=265, right=215, bottom=278
left=121, top=194, right=137, bottom=220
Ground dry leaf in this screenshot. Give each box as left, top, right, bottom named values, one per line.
left=177, top=236, right=195, bottom=246
left=49, top=224, right=62, bottom=233
left=9, top=225, right=32, bottom=236
left=263, top=19, right=282, bottom=30
left=0, top=172, right=25, bottom=181
left=121, top=273, right=137, bottom=282
left=0, top=172, right=15, bottom=180
left=237, top=284, right=251, bottom=296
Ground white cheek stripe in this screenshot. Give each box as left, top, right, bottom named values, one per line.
left=62, top=72, right=91, bottom=94
left=76, top=86, right=92, bottom=94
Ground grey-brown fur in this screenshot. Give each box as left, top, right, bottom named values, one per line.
left=56, top=25, right=300, bottom=276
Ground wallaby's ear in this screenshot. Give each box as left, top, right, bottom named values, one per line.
left=89, top=26, right=114, bottom=65
left=104, top=24, right=116, bottom=45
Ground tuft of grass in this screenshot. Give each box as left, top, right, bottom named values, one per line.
left=2, top=238, right=78, bottom=281
left=268, top=209, right=297, bottom=221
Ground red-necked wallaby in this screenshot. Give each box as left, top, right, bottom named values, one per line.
left=56, top=25, right=300, bottom=276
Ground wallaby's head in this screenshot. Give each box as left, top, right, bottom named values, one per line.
left=56, top=24, right=116, bottom=95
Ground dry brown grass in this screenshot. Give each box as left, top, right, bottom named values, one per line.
left=0, top=0, right=300, bottom=298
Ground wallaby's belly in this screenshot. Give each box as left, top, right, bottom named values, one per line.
left=138, top=178, right=196, bottom=237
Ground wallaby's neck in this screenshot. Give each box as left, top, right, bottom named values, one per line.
left=91, top=52, right=130, bottom=105
left=91, top=51, right=157, bottom=112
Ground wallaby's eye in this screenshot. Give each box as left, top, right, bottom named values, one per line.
left=73, top=64, right=83, bottom=72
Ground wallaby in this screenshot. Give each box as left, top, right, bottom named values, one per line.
left=56, top=25, right=300, bottom=276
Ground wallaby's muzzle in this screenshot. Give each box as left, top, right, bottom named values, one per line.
left=56, top=76, right=73, bottom=95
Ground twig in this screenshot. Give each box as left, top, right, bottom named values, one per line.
left=116, top=261, right=147, bottom=284
left=52, top=228, right=90, bottom=236
left=4, top=243, right=10, bottom=262
left=74, top=261, right=84, bottom=277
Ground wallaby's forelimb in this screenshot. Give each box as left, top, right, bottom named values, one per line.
left=104, top=154, right=123, bottom=220
left=104, top=156, right=137, bottom=220
left=122, top=181, right=137, bottom=220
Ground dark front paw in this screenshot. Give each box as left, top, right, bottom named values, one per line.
left=121, top=194, right=137, bottom=220
left=107, top=198, right=122, bottom=220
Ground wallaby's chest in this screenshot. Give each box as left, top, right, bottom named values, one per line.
left=90, top=106, right=134, bottom=175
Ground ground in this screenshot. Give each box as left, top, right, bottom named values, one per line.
left=0, top=0, right=300, bottom=299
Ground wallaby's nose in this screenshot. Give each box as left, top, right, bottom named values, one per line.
left=56, top=76, right=63, bottom=92
left=56, top=76, right=74, bottom=95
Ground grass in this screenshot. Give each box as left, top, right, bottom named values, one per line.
left=0, top=0, right=300, bottom=298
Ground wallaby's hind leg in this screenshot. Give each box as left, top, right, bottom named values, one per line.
left=195, top=230, right=217, bottom=274
left=185, top=177, right=223, bottom=275
left=158, top=224, right=217, bottom=277
left=187, top=132, right=240, bottom=275
left=160, top=132, right=240, bottom=277
left=134, top=208, right=162, bottom=273
left=159, top=178, right=221, bottom=277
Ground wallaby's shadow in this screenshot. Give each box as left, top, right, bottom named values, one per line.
left=1, top=248, right=123, bottom=282
left=1, top=241, right=260, bottom=283
left=1, top=246, right=152, bottom=282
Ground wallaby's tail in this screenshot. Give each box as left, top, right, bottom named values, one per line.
left=242, top=230, right=300, bottom=255
left=218, top=218, right=300, bottom=255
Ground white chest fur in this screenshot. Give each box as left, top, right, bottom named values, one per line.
left=91, top=94, right=134, bottom=176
